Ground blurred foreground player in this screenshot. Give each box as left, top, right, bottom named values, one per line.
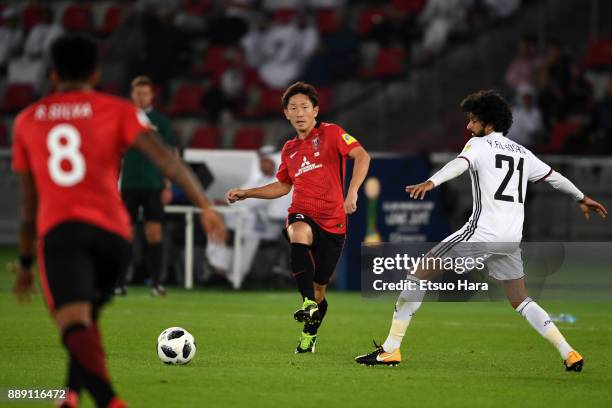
left=11, top=35, right=225, bottom=408
left=227, top=82, right=370, bottom=353
left=355, top=90, right=607, bottom=370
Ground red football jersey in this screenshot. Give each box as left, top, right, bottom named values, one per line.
left=12, top=90, right=151, bottom=240
left=276, top=122, right=361, bottom=234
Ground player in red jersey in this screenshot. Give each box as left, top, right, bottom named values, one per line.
left=227, top=82, right=370, bottom=353
left=11, top=35, right=225, bottom=408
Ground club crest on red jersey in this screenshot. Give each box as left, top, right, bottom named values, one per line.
left=311, top=136, right=321, bottom=151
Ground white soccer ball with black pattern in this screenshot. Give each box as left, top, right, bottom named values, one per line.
left=156, top=327, right=196, bottom=365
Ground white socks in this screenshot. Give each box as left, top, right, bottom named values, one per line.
left=516, top=297, right=573, bottom=359
left=382, top=279, right=426, bottom=352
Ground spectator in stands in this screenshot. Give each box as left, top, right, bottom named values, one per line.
left=589, top=76, right=612, bottom=154
left=537, top=39, right=571, bottom=128
left=241, top=12, right=270, bottom=68
left=23, top=6, right=63, bottom=60
left=544, top=39, right=572, bottom=94
left=565, top=61, right=593, bottom=117
left=262, top=0, right=300, bottom=10
left=0, top=8, right=23, bottom=76
left=116, top=76, right=177, bottom=297
left=103, top=10, right=146, bottom=94
left=418, top=0, right=469, bottom=57
left=201, top=46, right=261, bottom=122
left=505, top=35, right=542, bottom=90
left=306, top=0, right=346, bottom=7
left=507, top=85, right=545, bottom=147
left=7, top=7, right=63, bottom=93
left=142, top=7, right=192, bottom=92
left=482, top=0, right=521, bottom=18
left=207, top=146, right=291, bottom=284
left=258, top=12, right=319, bottom=89
left=207, top=0, right=252, bottom=45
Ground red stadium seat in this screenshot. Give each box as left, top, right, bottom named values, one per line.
left=372, top=47, right=406, bottom=77
left=317, top=86, right=333, bottom=114
left=1, top=84, right=35, bottom=113
left=273, top=9, right=297, bottom=24
left=99, top=4, right=123, bottom=35
left=62, top=5, right=93, bottom=32
left=21, top=4, right=44, bottom=31
left=181, top=0, right=212, bottom=15
left=168, top=83, right=206, bottom=116
left=260, top=88, right=285, bottom=116
left=233, top=127, right=264, bottom=150
left=534, top=121, right=581, bottom=153
left=392, top=0, right=425, bottom=14
left=357, top=9, right=386, bottom=35
left=190, top=126, right=221, bottom=149
left=584, top=38, right=612, bottom=69
left=0, top=121, right=8, bottom=147
left=549, top=121, right=581, bottom=153
left=316, top=9, right=340, bottom=34
left=195, top=46, right=230, bottom=79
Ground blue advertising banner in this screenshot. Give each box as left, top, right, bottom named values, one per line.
left=337, top=154, right=451, bottom=290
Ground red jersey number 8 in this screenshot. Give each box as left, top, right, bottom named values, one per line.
left=47, top=124, right=86, bottom=186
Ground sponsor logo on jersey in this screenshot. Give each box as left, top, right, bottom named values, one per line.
left=295, top=156, right=323, bottom=177
left=342, top=133, right=357, bottom=145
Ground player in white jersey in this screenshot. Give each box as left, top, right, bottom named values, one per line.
left=355, top=90, right=607, bottom=370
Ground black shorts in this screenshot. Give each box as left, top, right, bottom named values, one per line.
left=121, top=188, right=165, bottom=223
left=284, top=213, right=346, bottom=285
left=40, top=221, right=130, bottom=311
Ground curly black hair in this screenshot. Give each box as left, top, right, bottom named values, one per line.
left=460, top=90, right=513, bottom=135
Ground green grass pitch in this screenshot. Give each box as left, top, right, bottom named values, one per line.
left=1, top=246, right=611, bottom=407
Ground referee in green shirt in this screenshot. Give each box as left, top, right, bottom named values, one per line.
left=117, top=76, right=176, bottom=296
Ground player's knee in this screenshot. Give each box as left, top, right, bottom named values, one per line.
left=144, top=222, right=163, bottom=243
left=54, top=302, right=92, bottom=331
left=287, top=222, right=313, bottom=246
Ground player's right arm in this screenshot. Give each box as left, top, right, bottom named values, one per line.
left=226, top=181, right=292, bottom=203
left=11, top=114, right=37, bottom=301
left=227, top=144, right=293, bottom=203
left=132, top=130, right=226, bottom=243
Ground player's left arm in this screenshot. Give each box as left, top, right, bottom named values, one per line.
left=345, top=146, right=371, bottom=214
left=542, top=171, right=608, bottom=220
left=13, top=170, right=38, bottom=302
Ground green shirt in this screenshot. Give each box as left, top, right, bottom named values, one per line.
left=120, top=108, right=176, bottom=190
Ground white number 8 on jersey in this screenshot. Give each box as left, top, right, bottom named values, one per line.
left=47, top=124, right=86, bottom=186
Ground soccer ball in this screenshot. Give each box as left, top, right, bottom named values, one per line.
left=156, top=327, right=196, bottom=365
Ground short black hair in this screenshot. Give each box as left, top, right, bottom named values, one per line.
left=281, top=81, right=319, bottom=109
left=460, top=90, right=513, bottom=135
left=51, top=34, right=98, bottom=82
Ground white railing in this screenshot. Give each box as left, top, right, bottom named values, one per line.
left=165, top=205, right=245, bottom=290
